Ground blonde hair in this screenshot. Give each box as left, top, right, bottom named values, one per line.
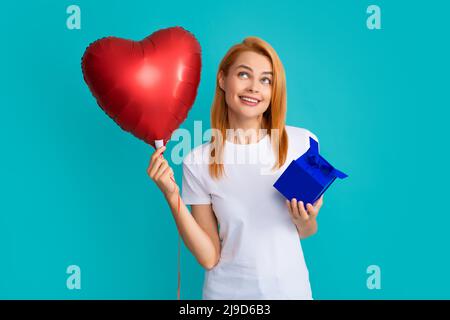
left=209, top=36, right=288, bottom=179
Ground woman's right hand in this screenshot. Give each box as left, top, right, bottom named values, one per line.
left=147, top=145, right=179, bottom=199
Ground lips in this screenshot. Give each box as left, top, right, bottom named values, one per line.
left=239, top=95, right=261, bottom=106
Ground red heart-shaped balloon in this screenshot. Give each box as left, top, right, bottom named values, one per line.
left=81, top=26, right=202, bottom=149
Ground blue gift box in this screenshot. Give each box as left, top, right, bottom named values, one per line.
left=273, top=137, right=348, bottom=205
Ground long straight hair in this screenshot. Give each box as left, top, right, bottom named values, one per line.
left=209, top=37, right=288, bottom=179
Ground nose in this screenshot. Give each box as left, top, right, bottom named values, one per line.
left=247, top=78, right=261, bottom=93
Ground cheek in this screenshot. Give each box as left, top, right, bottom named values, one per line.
left=263, top=88, right=272, bottom=102
left=228, top=80, right=244, bottom=95
left=224, top=86, right=239, bottom=108
left=226, top=82, right=243, bottom=102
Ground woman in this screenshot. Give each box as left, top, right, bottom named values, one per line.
left=147, top=36, right=324, bottom=300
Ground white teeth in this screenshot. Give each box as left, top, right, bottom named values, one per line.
left=240, top=96, right=259, bottom=103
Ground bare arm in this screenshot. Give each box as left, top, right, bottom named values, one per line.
left=147, top=145, right=220, bottom=270
left=165, top=192, right=221, bottom=270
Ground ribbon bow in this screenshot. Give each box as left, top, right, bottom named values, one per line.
left=306, top=154, right=333, bottom=176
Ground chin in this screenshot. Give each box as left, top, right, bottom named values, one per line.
left=240, top=109, right=265, bottom=119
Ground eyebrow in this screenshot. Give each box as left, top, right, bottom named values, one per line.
left=236, top=64, right=273, bottom=75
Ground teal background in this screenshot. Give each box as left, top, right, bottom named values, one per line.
left=1, top=0, right=449, bottom=299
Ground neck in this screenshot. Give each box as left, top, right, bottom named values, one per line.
left=227, top=112, right=267, bottom=144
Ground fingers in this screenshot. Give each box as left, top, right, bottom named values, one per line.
left=306, top=203, right=318, bottom=218
left=152, top=158, right=169, bottom=179
left=286, top=196, right=322, bottom=221
left=158, top=166, right=178, bottom=193
left=153, top=145, right=166, bottom=158
left=155, top=164, right=174, bottom=181
left=153, top=160, right=170, bottom=181
left=307, top=194, right=323, bottom=218
left=287, top=198, right=309, bottom=221
left=148, top=156, right=162, bottom=178
left=314, top=195, right=324, bottom=211
left=310, top=195, right=324, bottom=217
left=285, top=199, right=293, bottom=217
left=296, top=199, right=309, bottom=220
left=148, top=146, right=168, bottom=177
left=148, top=145, right=166, bottom=171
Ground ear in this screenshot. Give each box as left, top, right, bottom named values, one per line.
left=218, top=70, right=225, bottom=91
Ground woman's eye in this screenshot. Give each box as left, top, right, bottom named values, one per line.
left=238, top=72, right=271, bottom=84
left=238, top=71, right=249, bottom=78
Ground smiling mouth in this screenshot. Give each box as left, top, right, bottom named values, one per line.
left=239, top=95, right=261, bottom=106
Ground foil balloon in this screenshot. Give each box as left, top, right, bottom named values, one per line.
left=81, top=26, right=202, bottom=149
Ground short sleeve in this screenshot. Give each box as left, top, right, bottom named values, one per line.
left=181, top=159, right=211, bottom=205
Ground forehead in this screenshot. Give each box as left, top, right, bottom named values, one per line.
left=232, top=51, right=272, bottom=73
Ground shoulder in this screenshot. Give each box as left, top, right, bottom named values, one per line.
left=285, top=125, right=319, bottom=144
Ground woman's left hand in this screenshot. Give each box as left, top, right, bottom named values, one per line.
left=286, top=195, right=323, bottom=238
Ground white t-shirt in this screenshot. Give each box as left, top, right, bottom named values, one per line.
left=181, top=125, right=319, bottom=300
